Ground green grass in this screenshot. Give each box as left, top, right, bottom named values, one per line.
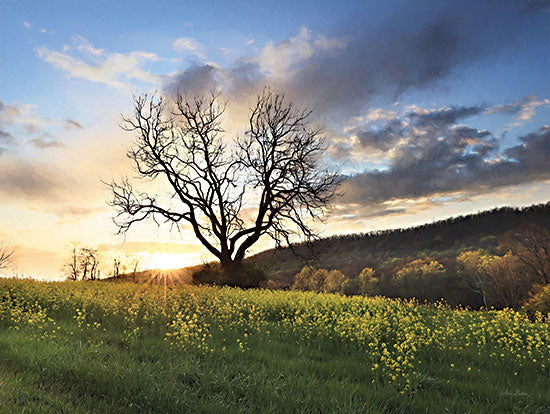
left=0, top=278, right=549, bottom=413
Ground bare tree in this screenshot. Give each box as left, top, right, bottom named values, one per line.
left=64, top=247, right=80, bottom=281
left=510, top=223, right=550, bottom=285
left=0, top=243, right=14, bottom=274
left=130, top=256, right=140, bottom=283
left=64, top=247, right=101, bottom=281
left=107, top=90, right=341, bottom=277
left=80, top=248, right=100, bottom=281
left=113, top=257, right=122, bottom=279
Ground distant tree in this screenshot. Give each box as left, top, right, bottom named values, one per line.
left=80, top=248, right=100, bottom=281
left=341, top=277, right=362, bottom=296
left=0, top=243, right=14, bottom=274
left=292, top=266, right=328, bottom=292
left=323, top=270, right=346, bottom=293
left=458, top=250, right=529, bottom=308
left=457, top=250, right=490, bottom=307
left=357, top=267, right=378, bottom=295
left=112, top=257, right=125, bottom=279
left=129, top=256, right=140, bottom=283
left=394, top=259, right=445, bottom=300
left=483, top=252, right=527, bottom=309
left=107, top=90, right=342, bottom=284
left=64, top=247, right=101, bottom=281
left=64, top=247, right=80, bottom=281
left=510, top=224, right=550, bottom=285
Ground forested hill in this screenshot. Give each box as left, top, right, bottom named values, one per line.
left=250, top=202, right=550, bottom=287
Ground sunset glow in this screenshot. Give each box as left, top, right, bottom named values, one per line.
left=142, top=252, right=192, bottom=271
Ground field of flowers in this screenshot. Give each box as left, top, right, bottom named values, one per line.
left=0, top=278, right=549, bottom=413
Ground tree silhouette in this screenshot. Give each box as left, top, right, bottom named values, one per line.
left=0, top=243, right=14, bottom=274
left=108, top=90, right=341, bottom=277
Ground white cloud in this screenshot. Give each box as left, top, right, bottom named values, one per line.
left=23, top=21, right=31, bottom=29
left=254, top=26, right=346, bottom=78
left=246, top=39, right=255, bottom=45
left=172, top=37, right=207, bottom=60
left=37, top=38, right=164, bottom=89
left=73, top=35, right=104, bottom=57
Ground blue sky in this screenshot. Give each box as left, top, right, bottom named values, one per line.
left=1, top=0, right=549, bottom=277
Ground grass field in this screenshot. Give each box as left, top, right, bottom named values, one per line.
left=0, top=278, right=549, bottom=413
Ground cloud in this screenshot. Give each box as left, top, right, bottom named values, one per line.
left=23, top=21, right=31, bottom=29
left=246, top=39, right=255, bottom=45
left=0, top=159, right=68, bottom=201
left=73, top=35, right=104, bottom=57
left=64, top=119, right=83, bottom=129
left=0, top=101, right=50, bottom=151
left=0, top=101, right=45, bottom=130
left=0, top=129, right=12, bottom=140
left=253, top=26, right=346, bottom=78
left=165, top=64, right=219, bottom=96
left=485, top=95, right=550, bottom=127
left=162, top=1, right=549, bottom=128
left=338, top=106, right=550, bottom=210
left=172, top=37, right=206, bottom=60
left=29, top=137, right=65, bottom=149
left=37, top=37, right=164, bottom=89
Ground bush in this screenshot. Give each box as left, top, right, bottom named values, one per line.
left=191, top=262, right=266, bottom=288
left=524, top=284, right=550, bottom=314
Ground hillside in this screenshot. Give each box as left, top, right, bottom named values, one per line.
left=112, top=202, right=550, bottom=288
left=250, top=202, right=550, bottom=287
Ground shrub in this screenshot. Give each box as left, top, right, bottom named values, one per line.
left=524, top=284, right=550, bottom=314
left=191, top=262, right=266, bottom=288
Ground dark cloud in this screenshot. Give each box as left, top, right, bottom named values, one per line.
left=164, top=1, right=547, bottom=124
left=407, top=106, right=484, bottom=128
left=0, top=129, right=15, bottom=155
left=165, top=64, right=219, bottom=96
left=366, top=208, right=407, bottom=218
left=0, top=129, right=11, bottom=140
left=356, top=119, right=405, bottom=151
left=340, top=124, right=550, bottom=206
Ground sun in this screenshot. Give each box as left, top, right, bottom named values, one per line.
left=145, top=252, right=190, bottom=271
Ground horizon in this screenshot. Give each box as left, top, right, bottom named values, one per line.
left=1, top=0, right=550, bottom=278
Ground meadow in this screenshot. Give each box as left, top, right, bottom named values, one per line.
left=0, top=278, right=549, bottom=413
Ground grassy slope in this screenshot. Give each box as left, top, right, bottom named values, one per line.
left=1, top=279, right=549, bottom=413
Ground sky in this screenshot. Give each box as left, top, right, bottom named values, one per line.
left=1, top=0, right=549, bottom=279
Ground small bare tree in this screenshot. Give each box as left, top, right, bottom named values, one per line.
left=0, top=243, right=14, bottom=274
left=80, top=248, right=100, bottom=281
left=113, top=257, right=122, bottom=279
left=108, top=90, right=341, bottom=277
left=64, top=247, right=101, bottom=281
left=64, top=247, right=80, bottom=281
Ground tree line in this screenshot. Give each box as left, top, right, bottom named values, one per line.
left=290, top=223, right=550, bottom=311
